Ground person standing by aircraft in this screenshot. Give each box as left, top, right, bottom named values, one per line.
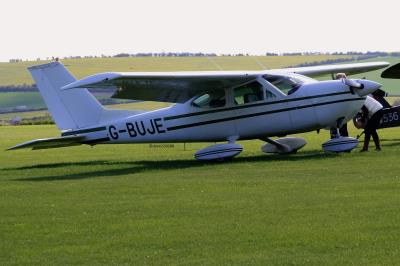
left=360, top=95, right=384, bottom=152
left=371, top=89, right=391, bottom=108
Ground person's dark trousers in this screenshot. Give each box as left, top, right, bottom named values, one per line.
left=363, top=109, right=383, bottom=151
left=330, top=124, right=348, bottom=139
left=339, top=124, right=348, bottom=137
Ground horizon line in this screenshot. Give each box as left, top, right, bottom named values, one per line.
left=3, top=50, right=400, bottom=63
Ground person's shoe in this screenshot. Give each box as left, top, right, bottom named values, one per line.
left=375, top=148, right=382, bottom=151
left=360, top=149, right=368, bottom=152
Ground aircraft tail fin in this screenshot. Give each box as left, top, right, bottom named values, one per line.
left=28, top=62, right=105, bottom=130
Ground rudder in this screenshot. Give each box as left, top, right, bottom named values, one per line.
left=28, top=62, right=104, bottom=130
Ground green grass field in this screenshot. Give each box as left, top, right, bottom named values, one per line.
left=0, top=91, right=128, bottom=113
left=0, top=92, right=44, bottom=110
left=0, top=102, right=170, bottom=123
left=1, top=55, right=399, bottom=117
left=2, top=55, right=400, bottom=264
left=0, top=55, right=353, bottom=87
left=0, top=55, right=400, bottom=111
left=2, top=125, right=400, bottom=265
left=0, top=55, right=355, bottom=112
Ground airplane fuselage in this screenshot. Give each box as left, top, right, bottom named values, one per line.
left=62, top=79, right=369, bottom=144
left=9, top=61, right=387, bottom=154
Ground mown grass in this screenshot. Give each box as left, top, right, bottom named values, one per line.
left=0, top=101, right=170, bottom=122
left=0, top=92, right=44, bottom=110
left=1, top=125, right=400, bottom=265
left=1, top=55, right=399, bottom=116
left=0, top=55, right=353, bottom=87
left=0, top=110, right=50, bottom=121
left=0, top=55, right=353, bottom=112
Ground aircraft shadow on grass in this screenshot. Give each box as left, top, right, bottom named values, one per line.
left=5, top=150, right=340, bottom=182
left=7, top=138, right=400, bottom=182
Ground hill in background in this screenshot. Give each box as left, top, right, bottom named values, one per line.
left=0, top=55, right=355, bottom=87
left=0, top=55, right=399, bottom=121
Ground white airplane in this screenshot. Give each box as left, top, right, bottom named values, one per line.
left=8, top=61, right=390, bottom=161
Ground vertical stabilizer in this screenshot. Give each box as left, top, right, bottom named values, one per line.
left=28, top=62, right=104, bottom=130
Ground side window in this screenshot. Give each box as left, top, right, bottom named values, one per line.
left=234, top=81, right=264, bottom=105
left=192, top=89, right=226, bottom=108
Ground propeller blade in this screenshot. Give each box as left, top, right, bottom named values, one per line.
left=344, top=79, right=364, bottom=89
left=381, top=63, right=400, bottom=79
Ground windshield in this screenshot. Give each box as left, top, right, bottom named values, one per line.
left=263, top=75, right=304, bottom=95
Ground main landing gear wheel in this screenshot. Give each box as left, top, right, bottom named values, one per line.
left=194, top=143, right=243, bottom=161
left=261, top=137, right=307, bottom=154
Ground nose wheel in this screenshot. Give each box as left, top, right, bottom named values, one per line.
left=323, top=123, right=358, bottom=152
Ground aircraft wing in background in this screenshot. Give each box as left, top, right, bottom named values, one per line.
left=381, top=63, right=400, bottom=79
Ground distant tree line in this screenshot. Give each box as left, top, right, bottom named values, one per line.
left=331, top=51, right=400, bottom=57
left=0, top=85, right=37, bottom=92
left=8, top=59, right=24, bottom=63
left=57, top=51, right=400, bottom=60
left=269, top=51, right=400, bottom=57
left=0, top=85, right=118, bottom=93
left=112, top=52, right=218, bottom=58
left=286, top=56, right=361, bottom=68
left=0, top=97, right=133, bottom=114
left=285, top=53, right=400, bottom=68
left=8, top=51, right=400, bottom=62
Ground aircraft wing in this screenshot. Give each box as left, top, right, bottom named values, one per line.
left=381, top=63, right=400, bottom=79
left=275, top=61, right=390, bottom=77
left=62, top=61, right=389, bottom=103
left=62, top=71, right=261, bottom=103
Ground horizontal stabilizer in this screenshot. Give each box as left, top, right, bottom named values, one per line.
left=7, top=135, right=85, bottom=150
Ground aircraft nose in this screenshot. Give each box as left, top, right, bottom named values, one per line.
left=355, top=79, right=382, bottom=96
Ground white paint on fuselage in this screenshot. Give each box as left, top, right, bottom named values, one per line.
left=82, top=79, right=366, bottom=144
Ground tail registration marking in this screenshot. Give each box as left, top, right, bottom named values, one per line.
left=108, top=118, right=165, bottom=140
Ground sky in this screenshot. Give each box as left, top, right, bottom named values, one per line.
left=1, top=0, right=398, bottom=62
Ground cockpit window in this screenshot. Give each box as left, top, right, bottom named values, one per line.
left=192, top=89, right=226, bottom=108
left=234, top=81, right=264, bottom=105
left=263, top=75, right=304, bottom=95
left=265, top=89, right=276, bottom=99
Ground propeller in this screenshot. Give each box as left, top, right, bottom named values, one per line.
left=381, top=63, right=400, bottom=79
left=344, top=78, right=364, bottom=89
left=343, top=78, right=381, bottom=96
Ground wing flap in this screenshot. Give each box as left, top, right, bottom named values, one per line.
left=7, top=135, right=85, bottom=150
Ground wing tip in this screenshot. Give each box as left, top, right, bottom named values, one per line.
left=381, top=62, right=400, bottom=79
